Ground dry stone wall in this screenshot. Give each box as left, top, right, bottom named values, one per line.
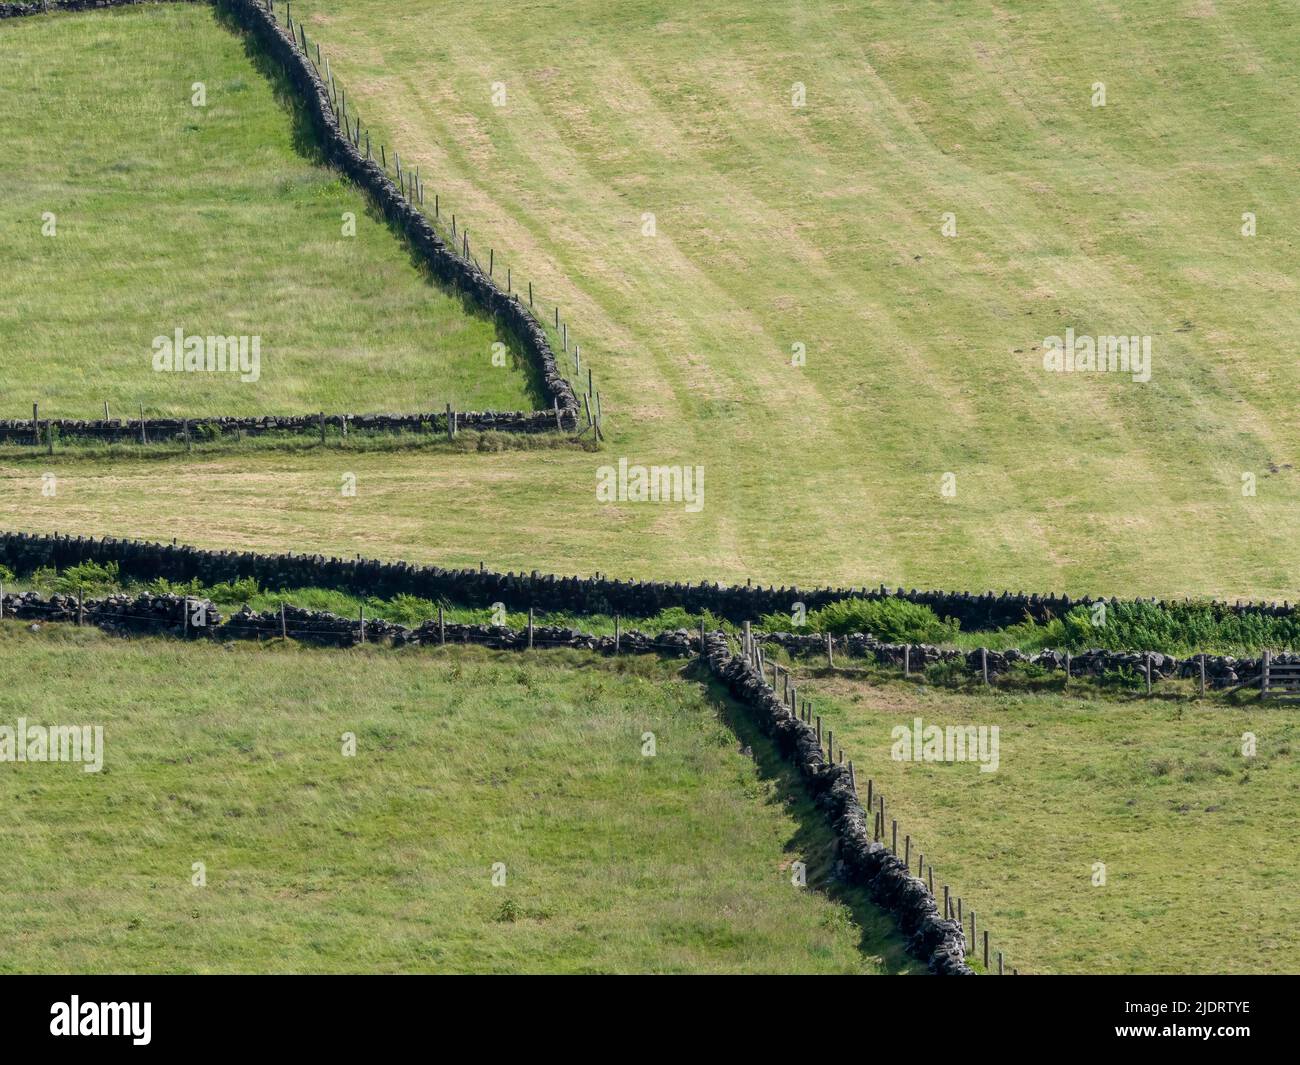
left=702, top=633, right=974, bottom=974
left=756, top=632, right=1270, bottom=689
left=2, top=531, right=1293, bottom=638
left=0, top=587, right=699, bottom=654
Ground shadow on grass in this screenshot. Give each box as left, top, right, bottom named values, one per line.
left=209, top=1, right=549, bottom=408
left=684, top=658, right=924, bottom=975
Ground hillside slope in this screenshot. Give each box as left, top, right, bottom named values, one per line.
left=0, top=627, right=915, bottom=973
left=4, top=0, right=1297, bottom=599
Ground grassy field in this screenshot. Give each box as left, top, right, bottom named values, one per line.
left=0, top=624, right=917, bottom=973
left=4, top=0, right=1299, bottom=598
left=786, top=664, right=1300, bottom=974
left=0, top=4, right=536, bottom=417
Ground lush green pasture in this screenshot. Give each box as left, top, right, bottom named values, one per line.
left=0, top=625, right=915, bottom=973
left=5, top=0, right=1300, bottom=599
left=0, top=4, right=534, bottom=417
left=791, top=667, right=1300, bottom=974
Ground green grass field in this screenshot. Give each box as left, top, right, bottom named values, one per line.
left=3, top=0, right=1298, bottom=600
left=0, top=4, right=536, bottom=418
left=787, top=665, right=1300, bottom=974
left=0, top=624, right=918, bottom=973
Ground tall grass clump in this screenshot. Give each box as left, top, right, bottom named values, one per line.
left=1057, top=601, right=1300, bottom=656
left=760, top=598, right=959, bottom=643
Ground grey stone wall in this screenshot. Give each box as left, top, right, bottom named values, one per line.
left=2, top=531, right=1292, bottom=635
left=756, top=632, right=1270, bottom=689
left=702, top=633, right=974, bottom=974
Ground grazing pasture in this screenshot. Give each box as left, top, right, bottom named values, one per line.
left=0, top=4, right=535, bottom=418
left=789, top=666, right=1300, bottom=974
left=0, top=624, right=916, bottom=974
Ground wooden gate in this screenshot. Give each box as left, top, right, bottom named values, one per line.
left=1260, top=651, right=1300, bottom=701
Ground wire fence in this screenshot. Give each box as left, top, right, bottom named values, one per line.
left=273, top=0, right=604, bottom=437
left=739, top=625, right=1021, bottom=975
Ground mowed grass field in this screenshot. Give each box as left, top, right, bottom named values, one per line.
left=0, top=4, right=535, bottom=417
left=3, top=0, right=1299, bottom=600
left=789, top=666, right=1300, bottom=974
left=0, top=625, right=917, bottom=973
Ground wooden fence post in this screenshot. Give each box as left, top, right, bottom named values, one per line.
left=77, top=586, right=84, bottom=627
left=981, top=647, right=989, bottom=685
left=438, top=605, right=445, bottom=644
left=319, top=411, right=326, bottom=444
left=280, top=602, right=287, bottom=640
left=983, top=930, right=990, bottom=969
left=904, top=645, right=910, bottom=677
left=1262, top=649, right=1271, bottom=697
left=527, top=607, right=534, bottom=649
left=1064, top=650, right=1070, bottom=688
left=359, top=604, right=365, bottom=644
left=614, top=614, right=620, bottom=654
left=1145, top=653, right=1153, bottom=695
left=827, top=633, right=834, bottom=668
left=1199, top=653, right=1206, bottom=697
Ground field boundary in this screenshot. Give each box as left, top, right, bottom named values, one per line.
left=755, top=631, right=1270, bottom=694
left=0, top=587, right=700, bottom=652
left=0, top=0, right=594, bottom=443
left=2, top=530, right=1294, bottom=634
left=706, top=633, right=978, bottom=973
